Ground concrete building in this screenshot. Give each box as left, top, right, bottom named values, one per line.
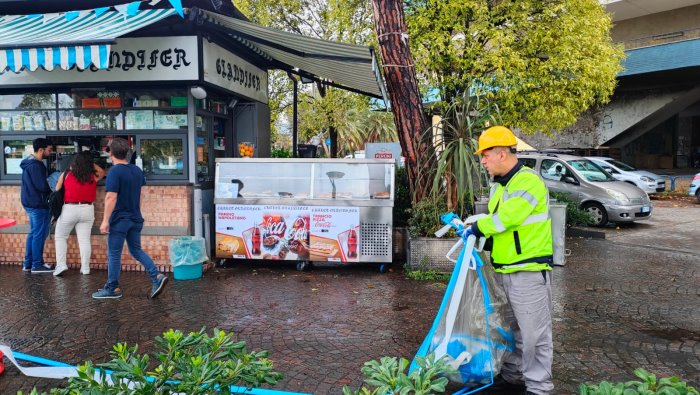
left=528, top=0, right=700, bottom=171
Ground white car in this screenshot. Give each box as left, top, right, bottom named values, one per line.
left=585, top=157, right=666, bottom=194
left=690, top=173, right=700, bottom=202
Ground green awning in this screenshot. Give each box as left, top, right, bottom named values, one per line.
left=193, top=9, right=386, bottom=99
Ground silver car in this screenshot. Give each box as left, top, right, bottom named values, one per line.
left=518, top=152, right=652, bottom=226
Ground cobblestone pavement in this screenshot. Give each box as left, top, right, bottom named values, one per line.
left=0, top=201, right=698, bottom=394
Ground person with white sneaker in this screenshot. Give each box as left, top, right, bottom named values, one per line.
left=53, top=151, right=105, bottom=277
left=92, top=138, right=168, bottom=299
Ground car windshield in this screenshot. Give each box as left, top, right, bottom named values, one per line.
left=605, top=159, right=636, bottom=171
left=567, top=159, right=614, bottom=182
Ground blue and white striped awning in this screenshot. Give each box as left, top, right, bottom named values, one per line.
left=0, top=7, right=179, bottom=73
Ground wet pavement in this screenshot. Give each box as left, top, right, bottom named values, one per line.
left=0, top=199, right=698, bottom=394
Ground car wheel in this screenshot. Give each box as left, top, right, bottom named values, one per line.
left=582, top=202, right=608, bottom=226
left=696, top=189, right=700, bottom=203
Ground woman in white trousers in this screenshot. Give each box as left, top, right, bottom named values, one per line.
left=53, top=152, right=105, bottom=276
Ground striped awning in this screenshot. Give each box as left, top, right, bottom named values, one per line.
left=193, top=9, right=387, bottom=99
left=0, top=8, right=179, bottom=73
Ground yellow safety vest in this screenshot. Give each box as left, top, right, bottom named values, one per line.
left=476, top=166, right=553, bottom=274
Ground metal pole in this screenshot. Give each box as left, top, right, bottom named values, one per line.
left=292, top=77, right=298, bottom=158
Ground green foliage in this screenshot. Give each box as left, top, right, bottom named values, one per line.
left=233, top=0, right=378, bottom=151
left=408, top=195, right=450, bottom=238
left=405, top=0, right=624, bottom=134
left=393, top=166, right=412, bottom=227
left=271, top=146, right=292, bottom=158
left=403, top=261, right=450, bottom=282
left=579, top=368, right=699, bottom=395
left=22, top=328, right=282, bottom=395
left=342, top=354, right=455, bottom=395
left=419, top=94, right=496, bottom=218
left=550, top=192, right=596, bottom=227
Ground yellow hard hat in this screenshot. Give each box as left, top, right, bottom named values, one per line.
left=474, top=126, right=518, bottom=154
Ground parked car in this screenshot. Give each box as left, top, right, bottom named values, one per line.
left=585, top=156, right=666, bottom=194
left=690, top=172, right=700, bottom=202
left=518, top=152, right=652, bottom=226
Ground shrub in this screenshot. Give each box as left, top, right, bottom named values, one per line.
left=342, top=354, right=455, bottom=395
left=579, top=368, right=699, bottom=395
left=19, top=328, right=282, bottom=395
left=393, top=166, right=412, bottom=227
left=550, top=192, right=595, bottom=227
left=408, top=195, right=451, bottom=238
left=271, top=147, right=292, bottom=158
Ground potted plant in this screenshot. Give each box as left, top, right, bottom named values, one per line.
left=418, top=93, right=498, bottom=217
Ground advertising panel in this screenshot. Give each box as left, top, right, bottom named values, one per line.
left=215, top=204, right=360, bottom=263
left=310, top=206, right=360, bottom=263
left=215, top=204, right=310, bottom=261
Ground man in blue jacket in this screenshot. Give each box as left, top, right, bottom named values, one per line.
left=20, top=138, right=54, bottom=273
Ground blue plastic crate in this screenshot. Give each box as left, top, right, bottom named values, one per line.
left=173, top=263, right=202, bottom=280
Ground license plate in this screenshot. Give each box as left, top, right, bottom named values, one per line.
left=641, top=206, right=650, bottom=213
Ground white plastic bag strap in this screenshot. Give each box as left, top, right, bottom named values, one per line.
left=435, top=235, right=476, bottom=359
left=446, top=235, right=485, bottom=264
left=0, top=344, right=78, bottom=379
left=445, top=238, right=464, bottom=264
left=444, top=338, right=473, bottom=370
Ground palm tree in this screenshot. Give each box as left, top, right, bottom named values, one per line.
left=337, top=108, right=397, bottom=156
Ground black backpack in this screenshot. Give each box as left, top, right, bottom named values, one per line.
left=47, top=171, right=67, bottom=224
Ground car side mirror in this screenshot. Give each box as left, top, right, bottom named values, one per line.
left=563, top=176, right=579, bottom=185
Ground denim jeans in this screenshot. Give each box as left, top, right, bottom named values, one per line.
left=23, top=207, right=51, bottom=270
left=105, top=219, right=160, bottom=291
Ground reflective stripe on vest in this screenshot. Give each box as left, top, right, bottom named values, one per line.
left=491, top=213, right=506, bottom=232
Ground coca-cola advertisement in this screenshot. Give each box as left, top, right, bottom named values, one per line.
left=309, top=206, right=360, bottom=263
left=215, top=204, right=311, bottom=260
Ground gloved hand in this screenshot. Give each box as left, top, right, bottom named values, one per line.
left=456, top=225, right=474, bottom=241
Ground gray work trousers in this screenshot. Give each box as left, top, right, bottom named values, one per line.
left=496, top=270, right=554, bottom=395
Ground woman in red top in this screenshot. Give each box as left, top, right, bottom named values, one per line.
left=53, top=152, right=105, bottom=276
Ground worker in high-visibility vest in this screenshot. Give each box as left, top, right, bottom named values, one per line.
left=461, top=126, right=554, bottom=395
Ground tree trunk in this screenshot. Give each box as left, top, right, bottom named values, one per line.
left=370, top=0, right=432, bottom=202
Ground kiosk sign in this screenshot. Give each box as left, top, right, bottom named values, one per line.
left=0, top=37, right=199, bottom=85
left=366, top=142, right=402, bottom=164
left=203, top=41, right=268, bottom=104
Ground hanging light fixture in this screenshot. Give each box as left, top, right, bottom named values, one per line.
left=190, top=86, right=207, bottom=99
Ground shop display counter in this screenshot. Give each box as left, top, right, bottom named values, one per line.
left=214, top=158, right=395, bottom=269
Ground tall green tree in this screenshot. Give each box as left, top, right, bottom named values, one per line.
left=405, top=0, right=624, bottom=133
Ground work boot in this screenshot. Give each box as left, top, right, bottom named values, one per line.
left=489, top=374, right=526, bottom=391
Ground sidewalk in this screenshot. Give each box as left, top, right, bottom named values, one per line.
left=0, top=204, right=698, bottom=394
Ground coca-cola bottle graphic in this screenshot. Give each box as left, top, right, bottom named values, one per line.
left=347, top=229, right=358, bottom=258
left=251, top=225, right=261, bottom=255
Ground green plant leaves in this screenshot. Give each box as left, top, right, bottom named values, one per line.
left=343, top=354, right=455, bottom=395
left=31, top=328, right=282, bottom=395
left=581, top=369, right=699, bottom=395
